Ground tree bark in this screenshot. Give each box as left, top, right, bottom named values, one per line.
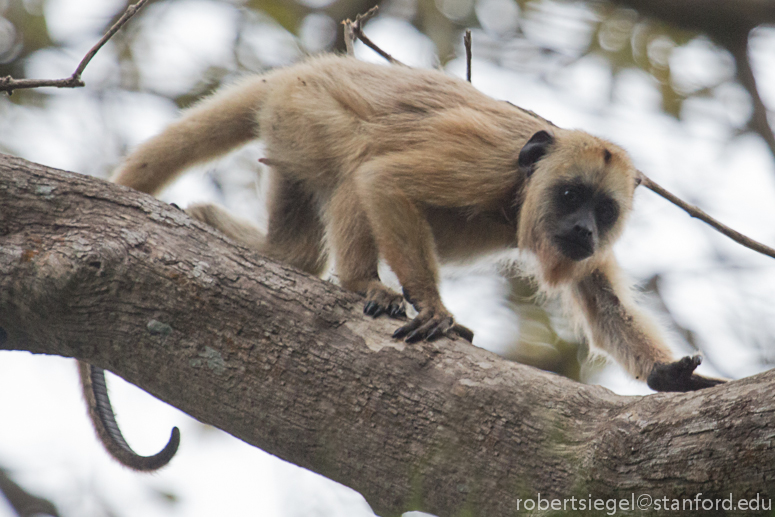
left=1, top=153, right=773, bottom=516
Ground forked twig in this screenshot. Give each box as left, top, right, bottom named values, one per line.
left=342, top=6, right=404, bottom=66
left=638, top=171, right=775, bottom=260
left=0, top=0, right=150, bottom=94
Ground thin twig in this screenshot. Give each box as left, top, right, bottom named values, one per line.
left=638, top=171, right=775, bottom=260
left=464, top=29, right=472, bottom=83
left=343, top=20, right=356, bottom=57
left=346, top=6, right=405, bottom=66
left=0, top=0, right=150, bottom=94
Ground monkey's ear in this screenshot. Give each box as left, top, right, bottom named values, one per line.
left=518, top=130, right=554, bottom=177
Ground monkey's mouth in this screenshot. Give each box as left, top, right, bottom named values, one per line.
left=554, top=235, right=594, bottom=261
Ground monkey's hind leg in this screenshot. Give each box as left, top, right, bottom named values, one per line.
left=188, top=174, right=328, bottom=275
left=186, top=203, right=266, bottom=249
left=324, top=182, right=406, bottom=319
left=262, top=174, right=328, bottom=275
left=79, top=362, right=180, bottom=471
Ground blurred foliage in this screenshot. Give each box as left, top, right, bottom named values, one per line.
left=505, top=276, right=585, bottom=381
left=0, top=0, right=727, bottom=119
left=0, top=0, right=51, bottom=75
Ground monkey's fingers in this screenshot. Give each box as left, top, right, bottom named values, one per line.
left=391, top=314, right=465, bottom=343
left=451, top=323, right=474, bottom=343
left=647, top=355, right=726, bottom=392
left=392, top=316, right=425, bottom=341
left=388, top=303, right=407, bottom=318
left=364, top=286, right=406, bottom=320
left=363, top=301, right=386, bottom=318
left=414, top=316, right=455, bottom=343
left=687, top=375, right=726, bottom=390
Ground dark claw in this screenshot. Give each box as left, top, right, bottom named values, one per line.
left=363, top=301, right=386, bottom=318
left=388, top=304, right=406, bottom=318
left=395, top=314, right=475, bottom=343
left=406, top=317, right=449, bottom=343
left=426, top=317, right=454, bottom=341
left=425, top=327, right=445, bottom=342
left=392, top=327, right=407, bottom=339
left=405, top=329, right=424, bottom=343
left=405, top=319, right=437, bottom=343
left=393, top=317, right=423, bottom=340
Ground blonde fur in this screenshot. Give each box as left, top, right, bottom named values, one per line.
left=112, top=55, right=720, bottom=392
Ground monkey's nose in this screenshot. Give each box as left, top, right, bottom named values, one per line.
left=573, top=224, right=593, bottom=238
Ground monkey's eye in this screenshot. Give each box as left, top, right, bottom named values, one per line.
left=596, top=199, right=619, bottom=228
left=560, top=187, right=583, bottom=209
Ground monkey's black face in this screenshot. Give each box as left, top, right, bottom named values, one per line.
left=551, top=182, right=619, bottom=261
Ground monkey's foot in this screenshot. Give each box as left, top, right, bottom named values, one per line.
left=392, top=308, right=474, bottom=344
left=363, top=284, right=406, bottom=319
left=647, top=355, right=726, bottom=392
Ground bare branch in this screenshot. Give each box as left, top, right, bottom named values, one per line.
left=638, top=171, right=775, bottom=260
left=342, top=19, right=356, bottom=57
left=0, top=0, right=150, bottom=94
left=464, top=29, right=472, bottom=83
left=0, top=467, right=60, bottom=517
left=346, top=6, right=405, bottom=66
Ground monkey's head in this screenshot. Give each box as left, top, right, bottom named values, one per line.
left=517, top=129, right=638, bottom=285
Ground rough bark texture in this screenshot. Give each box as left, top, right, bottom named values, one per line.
left=1, top=153, right=774, bottom=516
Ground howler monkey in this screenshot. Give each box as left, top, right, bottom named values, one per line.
left=82, top=55, right=723, bottom=470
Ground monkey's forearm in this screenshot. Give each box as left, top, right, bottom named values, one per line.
left=572, top=266, right=724, bottom=391
left=572, top=267, right=674, bottom=381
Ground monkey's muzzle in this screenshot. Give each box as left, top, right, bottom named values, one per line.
left=554, top=232, right=595, bottom=261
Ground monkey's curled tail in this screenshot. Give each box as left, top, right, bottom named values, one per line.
left=84, top=77, right=270, bottom=470
left=112, top=75, right=272, bottom=195
left=79, top=362, right=180, bottom=471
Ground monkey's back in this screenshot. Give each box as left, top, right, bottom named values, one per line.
left=258, top=55, right=548, bottom=198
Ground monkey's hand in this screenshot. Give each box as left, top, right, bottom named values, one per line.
left=363, top=282, right=406, bottom=319
left=647, top=355, right=726, bottom=392
left=391, top=303, right=474, bottom=344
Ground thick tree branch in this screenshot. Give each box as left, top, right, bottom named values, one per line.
left=1, top=153, right=774, bottom=516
